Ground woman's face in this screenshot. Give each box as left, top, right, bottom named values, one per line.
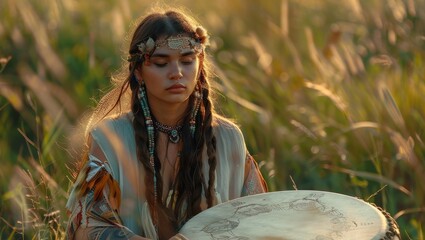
left=137, top=38, right=200, bottom=112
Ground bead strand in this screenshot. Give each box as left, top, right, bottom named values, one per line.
left=138, top=84, right=158, bottom=234
left=190, top=83, right=203, bottom=136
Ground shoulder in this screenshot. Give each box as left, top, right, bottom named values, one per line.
left=88, top=112, right=134, bottom=141
left=213, top=115, right=245, bottom=146
left=212, top=115, right=247, bottom=171
left=213, top=115, right=242, bottom=136
left=90, top=112, right=133, bottom=133
left=87, top=112, right=136, bottom=167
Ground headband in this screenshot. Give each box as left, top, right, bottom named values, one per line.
left=127, top=35, right=204, bottom=62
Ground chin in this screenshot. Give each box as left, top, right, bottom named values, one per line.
left=166, top=97, right=190, bottom=104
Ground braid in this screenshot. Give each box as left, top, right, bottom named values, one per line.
left=129, top=74, right=164, bottom=221
left=202, top=86, right=217, bottom=208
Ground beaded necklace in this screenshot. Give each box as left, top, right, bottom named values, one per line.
left=154, top=121, right=182, bottom=144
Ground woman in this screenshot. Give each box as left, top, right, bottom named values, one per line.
left=66, top=8, right=267, bottom=240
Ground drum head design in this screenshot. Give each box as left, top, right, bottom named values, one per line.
left=180, top=190, right=397, bottom=240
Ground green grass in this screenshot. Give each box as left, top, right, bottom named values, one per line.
left=1, top=0, right=424, bottom=239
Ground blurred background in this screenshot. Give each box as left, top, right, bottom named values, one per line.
left=1, top=0, right=424, bottom=239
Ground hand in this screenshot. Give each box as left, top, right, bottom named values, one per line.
left=169, top=233, right=189, bottom=240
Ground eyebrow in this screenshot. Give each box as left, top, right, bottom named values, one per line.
left=150, top=51, right=196, bottom=58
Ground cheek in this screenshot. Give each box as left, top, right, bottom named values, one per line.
left=188, top=62, right=201, bottom=79
left=141, top=67, right=162, bottom=82
left=189, top=67, right=199, bottom=79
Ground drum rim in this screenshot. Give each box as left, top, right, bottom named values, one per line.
left=181, top=190, right=401, bottom=239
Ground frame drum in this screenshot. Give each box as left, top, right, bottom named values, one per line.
left=180, top=190, right=400, bottom=240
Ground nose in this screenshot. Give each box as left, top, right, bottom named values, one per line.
left=168, top=61, right=183, bottom=80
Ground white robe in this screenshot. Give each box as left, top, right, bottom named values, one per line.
left=66, top=112, right=267, bottom=239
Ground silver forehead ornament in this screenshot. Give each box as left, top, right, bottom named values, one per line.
left=137, top=35, right=202, bottom=55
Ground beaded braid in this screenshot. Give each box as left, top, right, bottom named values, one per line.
left=196, top=63, right=218, bottom=208
left=201, top=86, right=217, bottom=208
left=129, top=72, right=166, bottom=234
left=130, top=81, right=151, bottom=208
left=137, top=82, right=159, bottom=230
left=190, top=82, right=207, bottom=209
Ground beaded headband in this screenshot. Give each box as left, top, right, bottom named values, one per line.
left=127, top=35, right=203, bottom=62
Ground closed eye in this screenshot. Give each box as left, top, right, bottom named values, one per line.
left=150, top=57, right=168, bottom=67
left=181, top=55, right=196, bottom=65
left=154, top=62, right=167, bottom=67
left=181, top=59, right=194, bottom=65
left=149, top=52, right=196, bottom=67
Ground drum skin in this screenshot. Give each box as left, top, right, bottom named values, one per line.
left=180, top=190, right=400, bottom=240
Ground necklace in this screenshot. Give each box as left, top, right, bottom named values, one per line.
left=154, top=120, right=182, bottom=144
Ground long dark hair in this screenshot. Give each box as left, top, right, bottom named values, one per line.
left=126, top=10, right=217, bottom=228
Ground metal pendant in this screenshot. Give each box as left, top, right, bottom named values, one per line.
left=169, top=129, right=180, bottom=143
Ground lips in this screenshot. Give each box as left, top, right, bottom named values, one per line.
left=166, top=83, right=186, bottom=90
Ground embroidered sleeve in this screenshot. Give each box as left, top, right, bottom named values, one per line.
left=66, top=155, right=133, bottom=240
left=241, top=153, right=268, bottom=196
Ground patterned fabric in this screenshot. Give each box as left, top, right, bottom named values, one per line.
left=66, top=198, right=82, bottom=239
left=242, top=153, right=268, bottom=196
left=86, top=156, right=113, bottom=182
left=66, top=113, right=268, bottom=239
left=66, top=156, right=127, bottom=240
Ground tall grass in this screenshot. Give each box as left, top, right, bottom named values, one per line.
left=0, top=0, right=424, bottom=239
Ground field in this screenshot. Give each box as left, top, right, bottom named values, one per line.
left=0, top=0, right=424, bottom=239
